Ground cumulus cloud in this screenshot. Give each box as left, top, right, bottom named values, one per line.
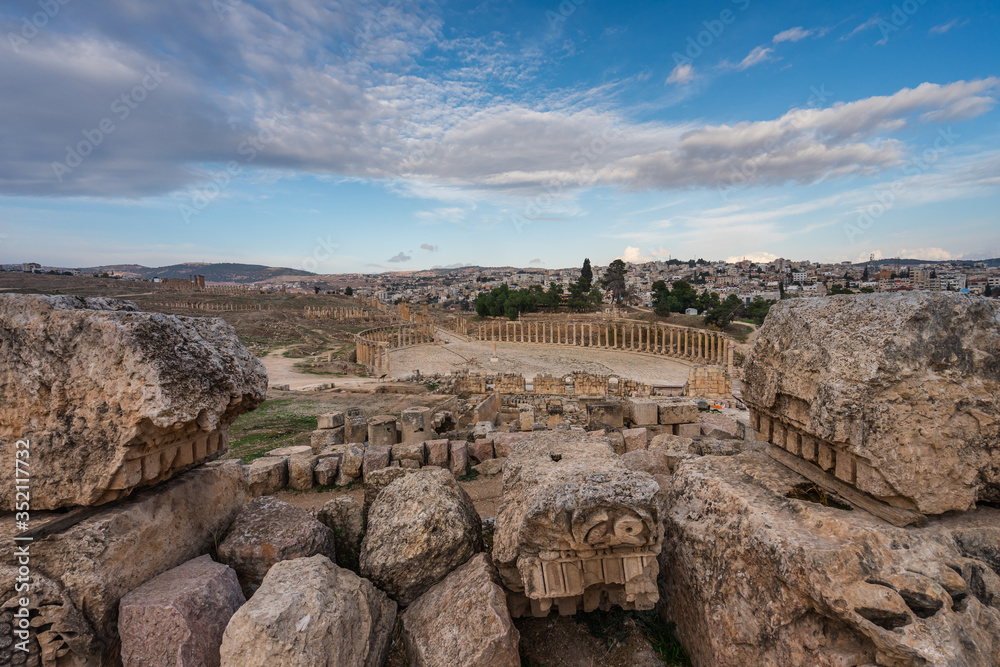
left=734, top=46, right=775, bottom=70
left=897, top=247, right=957, bottom=261
left=725, top=251, right=779, bottom=264
left=619, top=246, right=648, bottom=263
left=387, top=252, right=411, bottom=263
left=773, top=27, right=812, bottom=43
left=530, top=258, right=543, bottom=264
left=420, top=244, right=438, bottom=252
left=666, top=63, right=695, bottom=85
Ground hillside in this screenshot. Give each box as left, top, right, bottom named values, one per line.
left=89, top=262, right=315, bottom=283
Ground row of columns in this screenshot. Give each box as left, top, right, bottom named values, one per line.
left=356, top=322, right=436, bottom=376
left=474, top=320, right=731, bottom=366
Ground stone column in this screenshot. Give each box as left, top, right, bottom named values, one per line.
left=613, top=326, right=617, bottom=348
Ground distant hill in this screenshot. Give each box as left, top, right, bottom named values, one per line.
left=88, top=262, right=315, bottom=283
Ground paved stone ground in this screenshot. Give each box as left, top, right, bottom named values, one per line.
left=388, top=330, right=693, bottom=387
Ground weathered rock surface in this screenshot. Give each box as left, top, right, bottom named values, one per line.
left=317, top=495, right=365, bottom=571
left=287, top=454, right=316, bottom=491
left=660, top=450, right=1000, bottom=667
left=245, top=456, right=288, bottom=496
left=362, top=466, right=412, bottom=508
left=402, top=553, right=520, bottom=666
left=118, top=555, right=245, bottom=667
left=0, top=461, right=249, bottom=665
left=0, top=294, right=267, bottom=510
left=220, top=555, right=395, bottom=667
left=217, top=496, right=336, bottom=596
left=494, top=430, right=661, bottom=617
left=474, top=457, right=505, bottom=476
left=449, top=440, right=469, bottom=476
left=360, top=468, right=483, bottom=605
left=743, top=292, right=1000, bottom=514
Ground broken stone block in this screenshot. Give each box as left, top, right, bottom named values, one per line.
left=660, top=449, right=1000, bottom=666
left=620, top=450, right=670, bottom=477
left=494, top=431, right=661, bottom=618
left=657, top=401, right=699, bottom=425
left=473, top=420, right=496, bottom=438
left=345, top=413, right=368, bottom=444
left=401, top=459, right=421, bottom=469
left=493, top=432, right=530, bottom=458
left=317, top=411, right=345, bottom=430
left=363, top=444, right=391, bottom=478
left=217, top=496, right=337, bottom=597
left=309, top=427, right=344, bottom=452
left=220, top=555, right=395, bottom=667
left=674, top=422, right=701, bottom=438
left=425, top=439, right=450, bottom=467
left=336, top=443, right=365, bottom=486
left=743, top=292, right=1000, bottom=514
left=0, top=462, right=248, bottom=665
left=519, top=404, right=535, bottom=432
left=313, top=456, right=339, bottom=486
left=368, top=415, right=398, bottom=446
left=401, top=406, right=432, bottom=443
left=266, top=445, right=312, bottom=457
left=622, top=427, right=648, bottom=452
left=628, top=399, right=659, bottom=426
left=317, top=496, right=365, bottom=571
left=245, top=456, right=288, bottom=496
left=402, top=553, right=520, bottom=667
left=392, top=442, right=425, bottom=465
left=118, top=555, right=245, bottom=667
left=586, top=401, right=624, bottom=428
left=360, top=468, right=483, bottom=605
left=449, top=440, right=469, bottom=476
left=473, top=458, right=505, bottom=477
left=287, top=454, right=316, bottom=491
left=0, top=295, right=267, bottom=510
left=468, top=438, right=495, bottom=463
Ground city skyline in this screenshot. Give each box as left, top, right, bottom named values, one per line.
left=2, top=0, right=998, bottom=271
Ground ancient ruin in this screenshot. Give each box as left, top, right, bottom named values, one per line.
left=493, top=430, right=662, bottom=617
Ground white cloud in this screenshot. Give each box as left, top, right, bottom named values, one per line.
left=420, top=243, right=439, bottom=252
left=666, top=63, right=695, bottom=85
left=735, top=46, right=775, bottom=70
left=619, top=246, right=648, bottom=263
left=896, top=247, right=957, bottom=261
left=773, top=27, right=812, bottom=43
left=530, top=257, right=543, bottom=264
left=387, top=252, right=411, bottom=263
left=842, top=16, right=881, bottom=40
left=930, top=19, right=966, bottom=35
left=725, top=251, right=778, bottom=264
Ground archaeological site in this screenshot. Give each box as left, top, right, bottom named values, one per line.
left=1, top=288, right=998, bottom=667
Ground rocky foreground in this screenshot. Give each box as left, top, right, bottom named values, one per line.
left=1, top=292, right=999, bottom=666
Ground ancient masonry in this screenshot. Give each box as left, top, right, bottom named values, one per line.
left=356, top=322, right=435, bottom=376
left=454, top=316, right=734, bottom=370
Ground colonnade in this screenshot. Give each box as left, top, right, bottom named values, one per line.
left=356, top=322, right=435, bottom=376
left=470, top=319, right=732, bottom=369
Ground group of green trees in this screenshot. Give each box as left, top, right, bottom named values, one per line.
left=474, top=258, right=603, bottom=320
left=650, top=279, right=775, bottom=330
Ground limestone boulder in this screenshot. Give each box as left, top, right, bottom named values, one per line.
left=360, top=468, right=483, bottom=605
left=363, top=444, right=391, bottom=477
left=449, top=440, right=469, bottom=476
left=220, top=555, right=395, bottom=667
left=363, top=466, right=412, bottom=507
left=743, top=292, right=1000, bottom=513
left=621, top=449, right=671, bottom=476
left=0, top=294, right=267, bottom=510
left=493, top=432, right=530, bottom=458
left=661, top=450, right=1000, bottom=666
left=494, top=430, right=661, bottom=617
left=245, top=456, right=288, bottom=496
left=0, top=461, right=249, bottom=665
left=313, top=455, right=339, bottom=486
left=425, top=438, right=449, bottom=467
left=402, top=553, right=520, bottom=667
left=217, top=496, right=337, bottom=596
left=287, top=454, right=316, bottom=491
left=118, top=555, right=245, bottom=667
left=468, top=438, right=494, bottom=463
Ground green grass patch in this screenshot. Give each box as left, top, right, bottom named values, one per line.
left=226, top=398, right=319, bottom=462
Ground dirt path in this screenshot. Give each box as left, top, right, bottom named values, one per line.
left=260, top=348, right=383, bottom=391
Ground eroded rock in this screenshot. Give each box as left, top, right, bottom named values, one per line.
left=0, top=295, right=266, bottom=510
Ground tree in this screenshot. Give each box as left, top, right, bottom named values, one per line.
left=744, top=297, right=775, bottom=326
left=601, top=259, right=629, bottom=305
left=705, top=294, right=744, bottom=330
left=670, top=280, right=697, bottom=312
left=828, top=285, right=854, bottom=295
left=474, top=284, right=538, bottom=320
left=344, top=286, right=353, bottom=296
left=541, top=282, right=563, bottom=308
left=985, top=284, right=993, bottom=297
left=579, top=258, right=593, bottom=291
left=778, top=282, right=786, bottom=299
left=651, top=280, right=671, bottom=317
left=313, top=286, right=321, bottom=294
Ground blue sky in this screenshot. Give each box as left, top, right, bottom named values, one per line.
left=1, top=0, right=998, bottom=272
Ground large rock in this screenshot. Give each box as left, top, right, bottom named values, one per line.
left=661, top=449, right=1000, bottom=667
left=118, top=555, right=245, bottom=667
left=245, top=456, right=288, bottom=496
left=217, top=496, right=336, bottom=597
left=493, top=430, right=661, bottom=617
left=0, top=461, right=249, bottom=665
left=743, top=292, right=1000, bottom=514
left=220, top=555, right=395, bottom=667
left=0, top=295, right=267, bottom=510
left=402, top=553, right=520, bottom=666
left=363, top=466, right=413, bottom=508
left=360, top=468, right=483, bottom=605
